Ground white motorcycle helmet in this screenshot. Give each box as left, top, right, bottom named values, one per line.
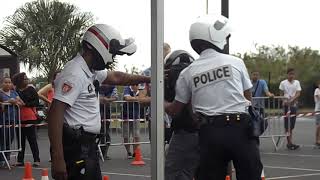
left=82, top=24, right=137, bottom=70
left=189, top=14, right=232, bottom=54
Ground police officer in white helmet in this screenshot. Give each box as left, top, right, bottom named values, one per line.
left=165, top=15, right=263, bottom=180
left=47, top=24, right=150, bottom=180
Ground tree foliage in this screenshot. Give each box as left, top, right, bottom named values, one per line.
left=239, top=45, right=320, bottom=107
left=0, top=0, right=93, bottom=82
left=123, top=64, right=140, bottom=74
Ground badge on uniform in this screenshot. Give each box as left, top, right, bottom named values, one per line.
left=62, top=81, right=73, bottom=94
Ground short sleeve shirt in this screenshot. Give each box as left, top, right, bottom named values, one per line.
left=99, top=85, right=118, bottom=118
left=175, top=49, right=252, bottom=116
left=122, top=86, right=140, bottom=119
left=54, top=54, right=108, bottom=134
left=279, top=79, right=302, bottom=105
left=251, top=79, right=269, bottom=108
left=314, top=88, right=320, bottom=111
left=99, top=85, right=118, bottom=98
left=0, top=90, right=19, bottom=123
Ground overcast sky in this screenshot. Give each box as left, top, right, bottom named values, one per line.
left=1, top=0, right=319, bottom=77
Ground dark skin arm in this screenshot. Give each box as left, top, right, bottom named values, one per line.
left=47, top=99, right=68, bottom=180
left=103, top=71, right=150, bottom=86
left=164, top=100, right=186, bottom=117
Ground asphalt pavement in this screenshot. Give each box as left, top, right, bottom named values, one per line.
left=1, top=117, right=320, bottom=180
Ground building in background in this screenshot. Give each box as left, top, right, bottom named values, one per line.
left=0, top=45, right=19, bottom=78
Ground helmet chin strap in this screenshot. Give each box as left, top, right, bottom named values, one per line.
left=91, top=57, right=106, bottom=71
left=89, top=46, right=108, bottom=71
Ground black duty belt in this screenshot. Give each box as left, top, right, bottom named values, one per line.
left=63, top=124, right=99, bottom=144
left=197, top=113, right=250, bottom=127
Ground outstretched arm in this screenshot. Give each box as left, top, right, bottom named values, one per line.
left=103, top=71, right=150, bottom=86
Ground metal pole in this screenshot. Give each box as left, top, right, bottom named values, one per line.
left=221, top=0, right=229, bottom=17
left=151, top=0, right=164, bottom=179
left=221, top=0, right=229, bottom=54
left=206, top=0, right=208, bottom=14
left=268, top=71, right=271, bottom=88
left=222, top=0, right=232, bottom=177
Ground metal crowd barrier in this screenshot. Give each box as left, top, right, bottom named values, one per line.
left=252, top=96, right=290, bottom=151
left=98, top=100, right=150, bottom=161
left=0, top=103, right=21, bottom=169
left=98, top=97, right=291, bottom=159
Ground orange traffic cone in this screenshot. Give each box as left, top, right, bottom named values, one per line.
left=261, top=168, right=265, bottom=180
left=103, top=175, right=109, bottom=180
left=41, top=168, right=49, bottom=180
left=225, top=175, right=231, bottom=180
left=22, top=162, right=34, bottom=180
left=131, top=147, right=145, bottom=166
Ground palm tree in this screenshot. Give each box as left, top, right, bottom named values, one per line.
left=0, top=0, right=93, bottom=82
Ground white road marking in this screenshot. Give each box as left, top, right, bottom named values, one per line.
left=267, top=173, right=320, bottom=179
left=264, top=165, right=320, bottom=172
left=101, top=172, right=150, bottom=178
left=262, top=152, right=320, bottom=158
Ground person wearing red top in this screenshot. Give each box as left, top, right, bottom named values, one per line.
left=12, top=72, right=40, bottom=167
left=38, top=71, right=60, bottom=108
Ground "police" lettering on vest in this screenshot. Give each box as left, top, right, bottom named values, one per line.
left=192, top=65, right=233, bottom=90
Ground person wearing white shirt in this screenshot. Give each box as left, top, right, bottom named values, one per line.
left=314, top=81, right=320, bottom=147
left=279, top=68, right=302, bottom=150
left=47, top=24, right=150, bottom=180
left=165, top=15, right=263, bottom=180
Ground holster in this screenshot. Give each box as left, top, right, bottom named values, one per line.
left=63, top=124, right=99, bottom=160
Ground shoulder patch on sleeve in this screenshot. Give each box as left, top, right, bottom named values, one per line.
left=62, top=81, right=74, bottom=94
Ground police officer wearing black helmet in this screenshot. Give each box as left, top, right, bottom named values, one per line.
left=165, top=15, right=263, bottom=180
left=47, top=24, right=150, bottom=180
left=164, top=50, right=199, bottom=180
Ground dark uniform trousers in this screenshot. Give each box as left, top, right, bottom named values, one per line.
left=198, top=114, right=263, bottom=180
left=62, top=125, right=102, bottom=180
left=165, top=130, right=200, bottom=180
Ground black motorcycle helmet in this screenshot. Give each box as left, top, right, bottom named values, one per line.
left=164, top=50, right=194, bottom=102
